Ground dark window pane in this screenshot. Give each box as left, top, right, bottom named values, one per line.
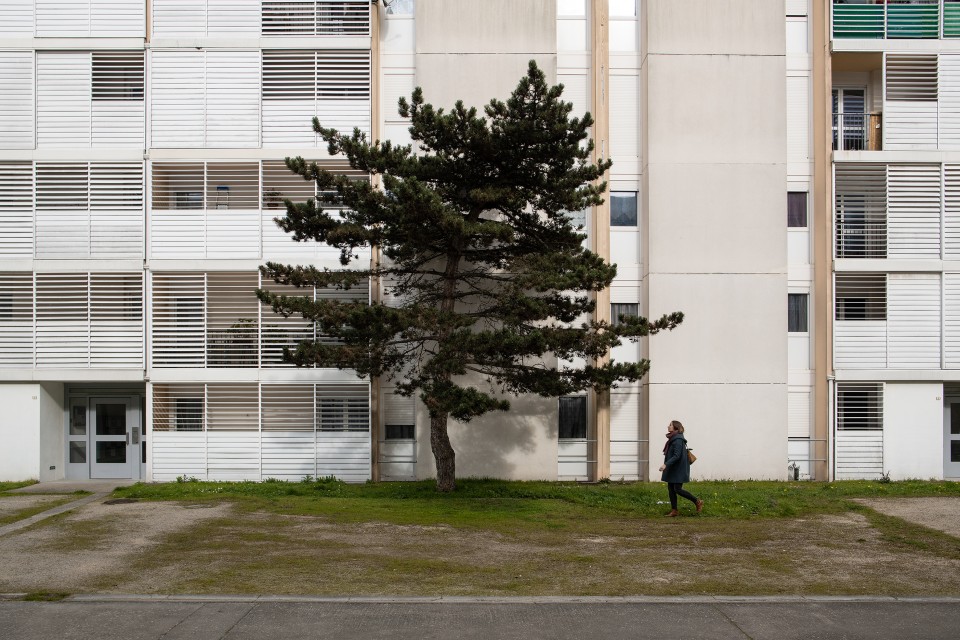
left=610, top=192, right=637, bottom=227
left=175, top=398, right=203, bottom=431
left=611, top=303, right=639, bottom=327
left=69, top=442, right=86, bottom=464
left=952, top=441, right=960, bottom=463
left=952, top=405, right=960, bottom=435
left=788, top=293, right=808, bottom=332
left=95, top=404, right=126, bottom=436
left=385, top=424, right=415, bottom=440
left=96, top=441, right=127, bottom=464
left=788, top=192, right=807, bottom=227
left=70, top=405, right=87, bottom=436
left=559, top=396, right=587, bottom=439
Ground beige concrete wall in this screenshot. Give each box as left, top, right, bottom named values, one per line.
left=415, top=0, right=557, bottom=109
left=642, top=0, right=788, bottom=480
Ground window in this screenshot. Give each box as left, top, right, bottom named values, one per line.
left=611, top=302, right=639, bottom=327
left=788, top=192, right=807, bottom=228
left=91, top=52, right=144, bottom=101
left=262, top=50, right=371, bottom=100
left=175, top=398, right=203, bottom=431
left=788, top=294, right=808, bottom=333
left=262, top=1, right=372, bottom=35
left=836, top=383, right=882, bottom=431
left=559, top=396, right=587, bottom=439
left=385, top=424, right=415, bottom=440
left=610, top=191, right=637, bottom=227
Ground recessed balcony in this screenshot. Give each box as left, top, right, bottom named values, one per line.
left=833, top=1, right=960, bottom=40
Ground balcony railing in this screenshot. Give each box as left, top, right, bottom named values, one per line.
left=836, top=219, right=887, bottom=258
left=833, top=1, right=960, bottom=39
left=833, top=113, right=883, bottom=151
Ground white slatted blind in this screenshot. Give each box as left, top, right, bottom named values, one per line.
left=207, top=272, right=260, bottom=368
left=90, top=0, right=145, bottom=36
left=609, top=390, right=642, bottom=480
left=940, top=55, right=960, bottom=150
left=151, top=273, right=206, bottom=367
left=787, top=75, right=810, bottom=162
left=944, top=273, right=960, bottom=368
left=91, top=52, right=145, bottom=148
left=835, top=164, right=887, bottom=259
left=0, top=163, right=34, bottom=257
left=152, top=0, right=260, bottom=36
left=379, top=388, right=416, bottom=480
left=36, top=0, right=91, bottom=37
left=206, top=163, right=260, bottom=257
left=609, top=74, right=639, bottom=160
left=788, top=388, right=811, bottom=438
left=888, top=273, right=941, bottom=369
left=885, top=55, right=939, bottom=150
left=835, top=383, right=884, bottom=480
left=259, top=279, right=314, bottom=366
left=0, top=52, right=35, bottom=149
left=0, top=0, right=34, bottom=35
left=37, top=52, right=92, bottom=148
left=887, top=164, right=941, bottom=258
left=205, top=52, right=261, bottom=148
left=90, top=273, right=144, bottom=367
left=785, top=0, right=807, bottom=16
left=945, top=165, right=960, bottom=258
left=90, top=163, right=144, bottom=258
left=150, top=51, right=206, bottom=148
left=0, top=273, right=34, bottom=367
left=36, top=1, right=144, bottom=37
left=834, top=274, right=887, bottom=369
left=262, top=1, right=371, bottom=36
left=208, top=0, right=260, bottom=35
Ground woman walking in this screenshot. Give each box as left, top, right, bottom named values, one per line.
left=659, top=420, right=703, bottom=517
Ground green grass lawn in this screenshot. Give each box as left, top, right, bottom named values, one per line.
left=0, top=480, right=37, bottom=493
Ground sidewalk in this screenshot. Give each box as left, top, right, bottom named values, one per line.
left=2, top=597, right=959, bottom=639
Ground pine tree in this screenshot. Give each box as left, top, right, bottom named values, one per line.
left=258, top=61, right=683, bottom=492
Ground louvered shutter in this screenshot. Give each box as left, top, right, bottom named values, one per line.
left=0, top=0, right=34, bottom=35
left=36, top=0, right=91, bottom=37
left=380, top=389, right=416, bottom=480
left=262, top=384, right=316, bottom=480
left=262, top=51, right=319, bottom=146
left=206, top=272, right=260, bottom=368
left=787, top=75, right=810, bottom=162
left=885, top=54, right=939, bottom=150
left=316, top=50, right=371, bottom=143
left=206, top=384, right=260, bottom=480
left=0, top=163, right=34, bottom=257
left=835, top=383, right=884, bottom=480
left=0, top=273, right=34, bottom=367
left=0, top=52, right=35, bottom=149
left=150, top=272, right=206, bottom=367
left=262, top=1, right=371, bottom=36
left=317, top=384, right=370, bottom=481
left=835, top=164, right=886, bottom=259
left=35, top=273, right=89, bottom=367
left=834, top=273, right=887, bottom=369
left=381, top=71, right=415, bottom=148
left=91, top=52, right=145, bottom=148
left=945, top=273, right=960, bottom=368
left=90, top=163, right=143, bottom=258
left=940, top=54, right=960, bottom=149
left=152, top=0, right=207, bottom=36
left=609, top=390, right=642, bottom=480
left=887, top=164, right=941, bottom=258
left=609, top=74, right=639, bottom=162
left=35, top=164, right=90, bottom=259
left=150, top=51, right=205, bottom=148
left=888, top=273, right=941, bottom=369
left=90, top=273, right=144, bottom=367
left=205, top=163, right=261, bottom=257
left=149, top=163, right=206, bottom=258
left=90, top=0, right=144, bottom=36
left=208, top=0, right=260, bottom=34
left=259, top=279, right=314, bottom=366
left=37, top=52, right=92, bottom=147
left=788, top=388, right=811, bottom=438
left=205, top=52, right=261, bottom=148
left=261, top=160, right=318, bottom=257
left=947, top=166, right=960, bottom=259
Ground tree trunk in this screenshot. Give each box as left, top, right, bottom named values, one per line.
left=430, top=411, right=457, bottom=492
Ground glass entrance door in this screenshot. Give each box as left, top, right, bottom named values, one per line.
left=90, top=398, right=137, bottom=479
left=946, top=402, right=960, bottom=479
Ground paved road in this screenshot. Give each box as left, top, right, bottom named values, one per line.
left=2, top=597, right=959, bottom=639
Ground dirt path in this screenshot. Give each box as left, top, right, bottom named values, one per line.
left=856, top=497, right=960, bottom=537
left=0, top=496, right=66, bottom=521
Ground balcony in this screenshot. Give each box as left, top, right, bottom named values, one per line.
left=833, top=1, right=960, bottom=40
left=833, top=112, right=883, bottom=150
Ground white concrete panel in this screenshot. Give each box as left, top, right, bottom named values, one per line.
left=610, top=229, right=640, bottom=266
left=644, top=0, right=785, bottom=56
left=786, top=18, right=808, bottom=55
left=381, top=14, right=415, bottom=53
left=788, top=229, right=810, bottom=264
left=647, top=382, right=787, bottom=480
left=416, top=0, right=556, bottom=54
left=37, top=382, right=64, bottom=482
left=884, top=383, right=943, bottom=480
left=788, top=334, right=811, bottom=370
left=0, top=384, right=41, bottom=481
left=557, top=19, right=588, bottom=52
left=416, top=54, right=557, bottom=112
left=646, top=273, right=788, bottom=384
left=610, top=20, right=638, bottom=53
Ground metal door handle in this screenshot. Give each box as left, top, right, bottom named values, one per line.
left=126, top=432, right=130, bottom=445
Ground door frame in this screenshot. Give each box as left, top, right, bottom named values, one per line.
left=65, top=391, right=144, bottom=481
left=944, top=397, right=960, bottom=479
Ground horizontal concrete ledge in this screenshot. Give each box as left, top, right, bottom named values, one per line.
left=57, top=594, right=960, bottom=605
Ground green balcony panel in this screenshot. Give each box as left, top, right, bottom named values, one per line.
left=886, top=4, right=939, bottom=39
left=833, top=4, right=885, bottom=39
left=945, top=4, right=960, bottom=38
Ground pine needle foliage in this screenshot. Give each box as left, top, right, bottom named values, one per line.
left=258, top=61, right=683, bottom=491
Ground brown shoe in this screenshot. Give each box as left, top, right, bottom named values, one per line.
left=665, top=509, right=679, bottom=517
left=695, top=499, right=704, bottom=514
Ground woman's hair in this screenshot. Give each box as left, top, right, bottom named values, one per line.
left=669, top=420, right=685, bottom=433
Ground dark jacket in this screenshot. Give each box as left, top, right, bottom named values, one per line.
left=661, top=434, right=691, bottom=483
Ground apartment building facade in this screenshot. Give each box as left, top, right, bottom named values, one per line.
left=4, top=0, right=938, bottom=485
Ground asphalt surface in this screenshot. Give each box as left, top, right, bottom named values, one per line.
left=2, top=597, right=959, bottom=639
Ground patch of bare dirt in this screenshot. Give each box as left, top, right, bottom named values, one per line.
left=856, top=497, right=960, bottom=538
left=0, top=495, right=66, bottom=520
left=0, top=500, right=231, bottom=593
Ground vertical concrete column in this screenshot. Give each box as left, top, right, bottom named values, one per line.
left=591, top=0, right=611, bottom=481
left=811, top=0, right=832, bottom=481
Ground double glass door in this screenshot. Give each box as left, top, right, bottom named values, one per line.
left=947, top=402, right=960, bottom=479
left=69, top=397, right=142, bottom=479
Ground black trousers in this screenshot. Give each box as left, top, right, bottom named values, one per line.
left=668, top=483, right=698, bottom=510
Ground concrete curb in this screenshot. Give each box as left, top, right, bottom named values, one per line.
left=0, top=492, right=109, bottom=538
left=51, top=594, right=960, bottom=604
